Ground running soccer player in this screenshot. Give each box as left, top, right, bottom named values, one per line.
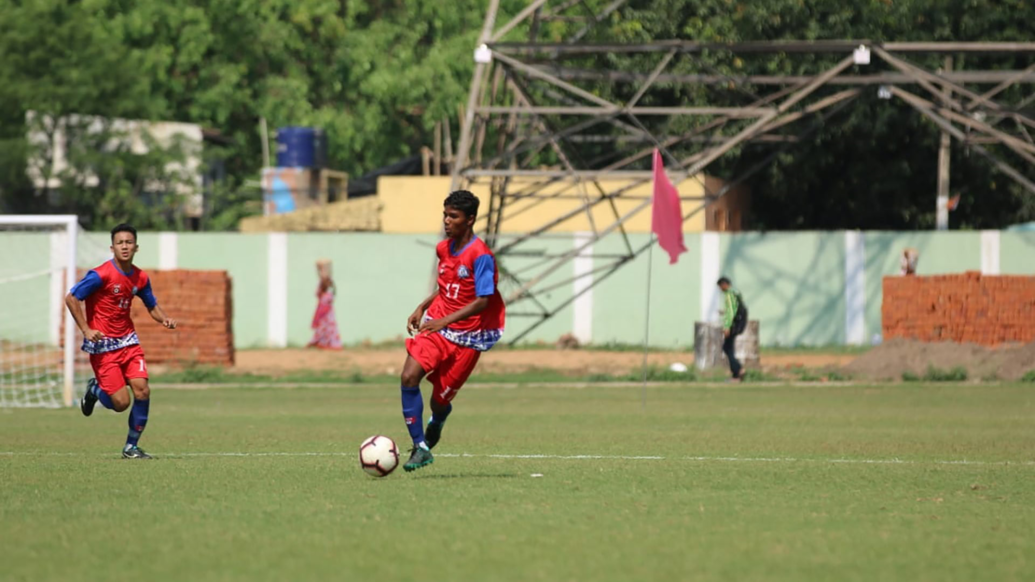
left=399, top=190, right=505, bottom=472
left=65, top=224, right=177, bottom=459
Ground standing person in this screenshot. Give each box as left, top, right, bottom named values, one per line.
left=900, top=248, right=920, bottom=276
left=307, top=259, right=342, bottom=350
left=398, top=190, right=506, bottom=472
left=717, top=277, right=748, bottom=382
left=65, top=224, right=177, bottom=459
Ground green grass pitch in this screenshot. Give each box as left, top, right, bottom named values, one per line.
left=2, top=382, right=1033, bottom=581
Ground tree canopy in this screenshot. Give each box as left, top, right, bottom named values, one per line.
left=0, top=0, right=1032, bottom=230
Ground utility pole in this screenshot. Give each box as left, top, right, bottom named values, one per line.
left=936, top=56, right=953, bottom=230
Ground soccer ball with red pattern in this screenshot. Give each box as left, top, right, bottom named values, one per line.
left=359, top=435, right=399, bottom=477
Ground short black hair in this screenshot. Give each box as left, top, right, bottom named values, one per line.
left=717, top=276, right=731, bottom=286
left=111, top=223, right=137, bottom=243
left=444, top=190, right=479, bottom=219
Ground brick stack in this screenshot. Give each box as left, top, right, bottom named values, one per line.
left=133, top=270, right=234, bottom=365
left=64, top=269, right=235, bottom=366
left=883, top=272, right=1035, bottom=346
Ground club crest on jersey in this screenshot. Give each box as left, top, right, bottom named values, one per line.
left=457, top=265, right=470, bottom=279
left=112, top=284, right=121, bottom=294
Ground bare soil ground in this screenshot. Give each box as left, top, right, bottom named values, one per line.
left=845, top=338, right=1035, bottom=381
left=232, top=347, right=856, bottom=378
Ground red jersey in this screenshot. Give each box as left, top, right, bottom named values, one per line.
left=426, top=236, right=505, bottom=351
left=70, top=260, right=157, bottom=354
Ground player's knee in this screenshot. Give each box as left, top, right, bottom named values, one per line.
left=111, top=396, right=130, bottom=412
left=135, top=385, right=150, bottom=401
left=400, top=369, right=421, bottom=387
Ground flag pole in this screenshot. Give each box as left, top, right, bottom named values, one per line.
left=641, top=233, right=655, bottom=411
left=643, top=147, right=686, bottom=410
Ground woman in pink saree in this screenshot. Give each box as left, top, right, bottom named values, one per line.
left=308, top=259, right=342, bottom=350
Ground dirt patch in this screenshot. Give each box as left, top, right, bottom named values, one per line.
left=230, top=348, right=856, bottom=378
left=844, top=339, right=1035, bottom=381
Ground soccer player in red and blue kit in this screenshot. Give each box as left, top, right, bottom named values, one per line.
left=65, top=224, right=177, bottom=459
left=400, top=190, right=505, bottom=472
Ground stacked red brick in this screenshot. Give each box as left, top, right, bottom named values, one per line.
left=64, top=269, right=235, bottom=366
left=131, top=270, right=235, bottom=366
left=883, top=272, right=1035, bottom=346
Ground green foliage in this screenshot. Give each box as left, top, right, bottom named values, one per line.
left=2, top=0, right=1035, bottom=229
left=795, top=368, right=822, bottom=382
left=1020, top=370, right=1035, bottom=383
left=826, top=370, right=851, bottom=382
left=923, top=365, right=969, bottom=382
left=902, top=370, right=921, bottom=382
left=743, top=368, right=775, bottom=382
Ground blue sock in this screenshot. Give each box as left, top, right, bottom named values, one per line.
left=125, top=398, right=149, bottom=447
left=401, top=385, right=426, bottom=447
left=90, top=382, right=115, bottom=410
left=429, top=403, right=453, bottom=426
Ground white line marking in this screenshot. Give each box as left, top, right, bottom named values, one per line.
left=1, top=451, right=1032, bottom=467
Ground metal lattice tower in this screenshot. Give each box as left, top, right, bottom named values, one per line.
left=449, top=0, right=1035, bottom=343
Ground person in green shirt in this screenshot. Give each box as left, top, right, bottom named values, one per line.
left=718, top=277, right=747, bottom=381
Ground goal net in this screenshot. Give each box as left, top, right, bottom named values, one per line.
left=0, top=216, right=112, bottom=408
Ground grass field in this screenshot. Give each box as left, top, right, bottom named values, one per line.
left=2, top=382, right=1033, bottom=582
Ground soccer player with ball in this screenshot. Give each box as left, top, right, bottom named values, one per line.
left=65, top=224, right=177, bottom=459
left=397, top=190, right=505, bottom=472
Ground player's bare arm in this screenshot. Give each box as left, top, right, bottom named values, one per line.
left=64, top=293, right=104, bottom=341
left=147, top=303, right=176, bottom=329
left=418, top=296, right=489, bottom=335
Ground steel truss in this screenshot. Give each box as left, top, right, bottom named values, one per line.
left=449, top=0, right=1035, bottom=343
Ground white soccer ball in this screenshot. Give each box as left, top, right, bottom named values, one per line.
left=359, top=435, right=399, bottom=477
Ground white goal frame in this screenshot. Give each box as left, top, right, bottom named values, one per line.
left=0, top=215, right=79, bottom=406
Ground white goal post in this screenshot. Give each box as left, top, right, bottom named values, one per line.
left=0, top=215, right=79, bottom=407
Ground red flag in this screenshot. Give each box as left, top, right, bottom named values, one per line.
left=651, top=148, right=687, bottom=264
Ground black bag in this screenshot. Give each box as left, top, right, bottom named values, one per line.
left=731, top=293, right=748, bottom=336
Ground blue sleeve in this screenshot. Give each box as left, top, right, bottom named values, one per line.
left=473, top=255, right=496, bottom=297
left=70, top=271, right=102, bottom=300
left=136, top=281, right=158, bottom=309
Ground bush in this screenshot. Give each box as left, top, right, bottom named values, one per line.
left=796, top=369, right=822, bottom=382
left=902, top=371, right=921, bottom=382
left=742, top=368, right=774, bottom=382
left=923, top=366, right=968, bottom=382
left=1021, top=370, right=1035, bottom=383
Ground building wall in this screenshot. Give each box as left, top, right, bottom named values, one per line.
left=378, top=175, right=709, bottom=234
left=2, top=229, right=1033, bottom=350
left=703, top=175, right=750, bottom=232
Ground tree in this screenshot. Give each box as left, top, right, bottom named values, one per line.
left=1, top=0, right=1032, bottom=229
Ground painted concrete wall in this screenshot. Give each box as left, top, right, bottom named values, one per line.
left=1001, top=232, right=1035, bottom=274
left=720, top=232, right=848, bottom=346
left=378, top=175, right=709, bottom=234
left=3, top=230, right=1032, bottom=349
